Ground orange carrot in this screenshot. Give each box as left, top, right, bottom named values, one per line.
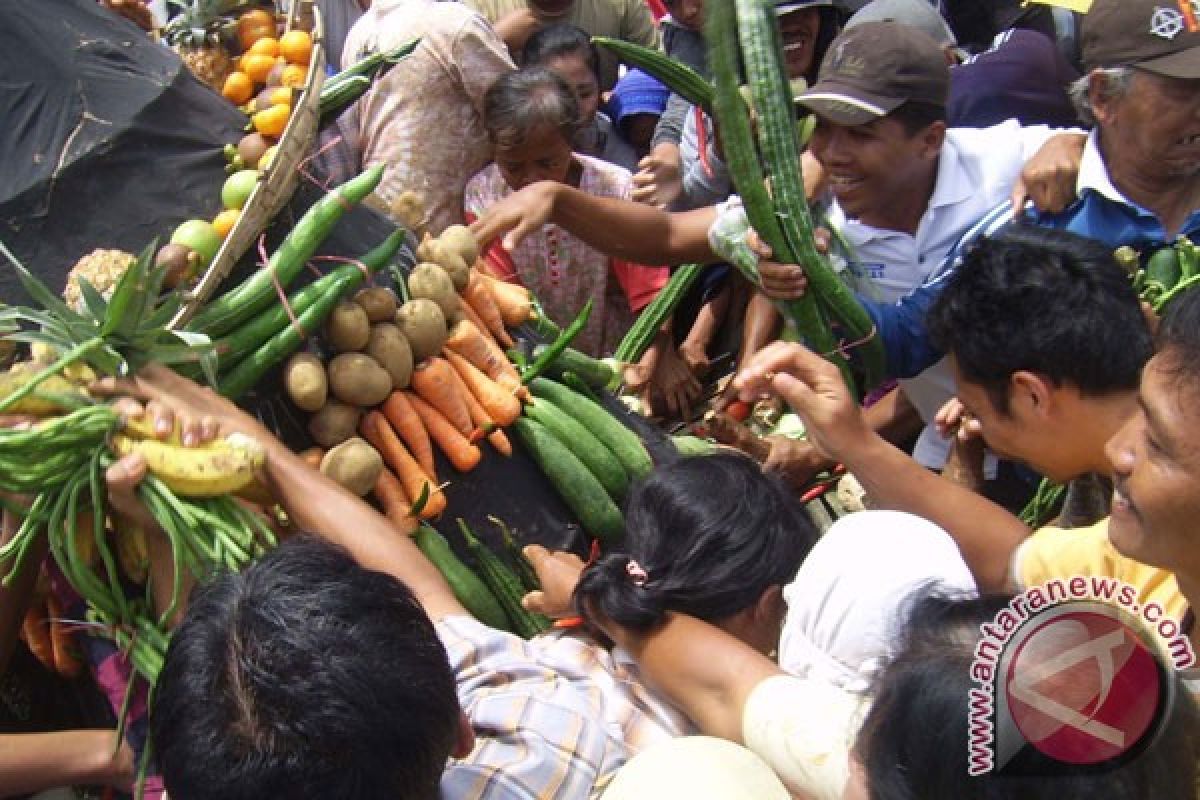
left=46, top=595, right=82, bottom=679
left=410, top=358, right=473, bottom=437
left=360, top=411, right=446, bottom=519
left=445, top=318, right=520, bottom=384
left=465, top=269, right=514, bottom=348
left=443, top=349, right=522, bottom=427
left=406, top=392, right=482, bottom=472
left=456, top=296, right=499, bottom=346
left=442, top=349, right=513, bottom=456
left=372, top=466, right=419, bottom=534
left=21, top=601, right=55, bottom=673
left=382, top=391, right=436, bottom=481
left=480, top=273, right=534, bottom=327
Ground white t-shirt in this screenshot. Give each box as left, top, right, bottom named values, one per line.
left=742, top=674, right=866, bottom=800
left=827, top=120, right=1068, bottom=468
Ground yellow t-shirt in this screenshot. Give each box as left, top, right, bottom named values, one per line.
left=1013, top=518, right=1186, bottom=623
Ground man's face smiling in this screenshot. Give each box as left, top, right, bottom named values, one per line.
left=1105, top=351, right=1200, bottom=580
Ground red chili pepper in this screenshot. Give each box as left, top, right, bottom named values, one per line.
left=725, top=400, right=751, bottom=422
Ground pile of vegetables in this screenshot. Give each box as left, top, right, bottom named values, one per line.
left=1118, top=235, right=1200, bottom=313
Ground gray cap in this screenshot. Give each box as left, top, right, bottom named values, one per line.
left=846, top=0, right=956, bottom=46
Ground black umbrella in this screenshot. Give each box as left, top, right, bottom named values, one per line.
left=0, top=0, right=246, bottom=304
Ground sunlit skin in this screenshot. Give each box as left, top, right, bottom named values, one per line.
left=779, top=8, right=821, bottom=80
left=808, top=115, right=943, bottom=234
left=543, top=53, right=600, bottom=126
left=1105, top=353, right=1200, bottom=586
left=1092, top=70, right=1200, bottom=236
left=495, top=122, right=581, bottom=192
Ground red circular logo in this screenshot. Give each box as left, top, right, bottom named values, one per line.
left=1005, top=610, right=1162, bottom=765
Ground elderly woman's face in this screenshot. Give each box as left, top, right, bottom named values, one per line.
left=1095, top=69, right=1200, bottom=184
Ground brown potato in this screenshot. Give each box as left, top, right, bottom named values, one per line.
left=327, top=353, right=393, bottom=407
left=438, top=224, right=479, bottom=266
left=354, top=287, right=398, bottom=323
left=394, top=299, right=447, bottom=362
left=325, top=301, right=371, bottom=352
left=407, top=263, right=459, bottom=319
left=307, top=401, right=361, bottom=448
left=366, top=323, right=413, bottom=389
left=283, top=352, right=327, bottom=412
left=320, top=437, right=383, bottom=496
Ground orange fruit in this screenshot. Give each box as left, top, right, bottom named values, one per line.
left=238, top=8, right=275, bottom=32
left=239, top=23, right=276, bottom=52
left=247, top=36, right=279, bottom=58
left=280, top=64, right=308, bottom=89
left=279, top=30, right=313, bottom=66
left=252, top=104, right=290, bottom=138
left=240, top=53, right=276, bottom=85
left=213, top=208, right=241, bottom=238
left=267, top=87, right=293, bottom=107
left=221, top=71, right=255, bottom=105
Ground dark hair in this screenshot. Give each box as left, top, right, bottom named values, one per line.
left=857, top=589, right=1200, bottom=800
left=483, top=66, right=581, bottom=150
left=927, top=225, right=1151, bottom=413
left=1154, top=278, right=1200, bottom=397
left=522, top=23, right=599, bottom=79
left=888, top=100, right=947, bottom=136
left=152, top=536, right=460, bottom=800
left=575, top=452, right=817, bottom=631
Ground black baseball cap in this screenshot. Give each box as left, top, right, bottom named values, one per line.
left=1083, top=0, right=1200, bottom=79
left=796, top=20, right=949, bottom=126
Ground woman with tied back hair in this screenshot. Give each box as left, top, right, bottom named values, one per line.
left=845, top=590, right=1200, bottom=800
left=575, top=451, right=818, bottom=658
left=464, top=67, right=668, bottom=360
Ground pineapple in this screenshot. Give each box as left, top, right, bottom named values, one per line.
left=163, top=0, right=241, bottom=91
left=63, top=248, right=137, bottom=313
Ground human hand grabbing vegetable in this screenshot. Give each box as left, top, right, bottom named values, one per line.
left=762, top=435, right=833, bottom=490
left=632, top=144, right=684, bottom=209
left=624, top=333, right=702, bottom=420
left=733, top=341, right=872, bottom=463
left=468, top=181, right=561, bottom=254
left=520, top=545, right=586, bottom=619
left=752, top=227, right=832, bottom=301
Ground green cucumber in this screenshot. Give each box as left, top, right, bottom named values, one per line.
left=525, top=396, right=631, bottom=500
left=591, top=36, right=713, bottom=112
left=529, top=377, right=652, bottom=479
left=458, top=520, right=552, bottom=639
left=513, top=417, right=625, bottom=543
left=672, top=434, right=718, bottom=456
left=533, top=345, right=618, bottom=390
left=614, top=263, right=704, bottom=364
left=413, top=525, right=511, bottom=631
left=188, top=166, right=385, bottom=337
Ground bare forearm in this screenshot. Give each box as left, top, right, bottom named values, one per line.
left=737, top=292, right=782, bottom=367
left=260, top=443, right=465, bottom=620
left=0, top=731, right=127, bottom=796
left=596, top=612, right=780, bottom=742
left=549, top=184, right=717, bottom=265
left=838, top=434, right=1028, bottom=590
left=0, top=511, right=40, bottom=674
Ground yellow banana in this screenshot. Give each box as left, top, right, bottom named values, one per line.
left=0, top=364, right=89, bottom=415
left=110, top=432, right=266, bottom=498
left=114, top=522, right=149, bottom=585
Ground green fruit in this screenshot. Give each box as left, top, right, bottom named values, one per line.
left=170, top=219, right=222, bottom=268
left=221, top=169, right=259, bottom=211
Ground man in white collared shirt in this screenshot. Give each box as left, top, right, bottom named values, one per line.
left=759, top=21, right=1083, bottom=477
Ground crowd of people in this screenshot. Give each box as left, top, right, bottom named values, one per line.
left=5, top=0, right=1200, bottom=796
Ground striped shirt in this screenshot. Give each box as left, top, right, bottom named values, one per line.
left=438, top=616, right=692, bottom=799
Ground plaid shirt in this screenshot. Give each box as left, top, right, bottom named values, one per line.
left=437, top=616, right=692, bottom=799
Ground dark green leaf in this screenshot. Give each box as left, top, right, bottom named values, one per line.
left=0, top=240, right=88, bottom=327
left=101, top=244, right=153, bottom=338
left=75, top=277, right=110, bottom=323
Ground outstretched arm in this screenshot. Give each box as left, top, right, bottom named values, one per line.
left=734, top=343, right=1029, bottom=590
left=521, top=546, right=780, bottom=743
left=468, top=180, right=719, bottom=266
left=94, top=366, right=467, bottom=622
